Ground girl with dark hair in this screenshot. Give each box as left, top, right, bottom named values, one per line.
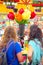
left=29, top=25, right=42, bottom=42
left=28, top=25, right=43, bottom=65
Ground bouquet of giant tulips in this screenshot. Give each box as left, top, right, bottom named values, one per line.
left=15, top=8, right=31, bottom=24
left=7, top=8, right=36, bottom=24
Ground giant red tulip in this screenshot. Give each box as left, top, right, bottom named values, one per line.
left=30, top=12, right=36, bottom=19
left=8, top=12, right=15, bottom=20
left=19, top=8, right=24, bottom=14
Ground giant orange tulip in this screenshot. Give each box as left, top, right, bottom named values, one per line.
left=15, top=13, right=22, bottom=21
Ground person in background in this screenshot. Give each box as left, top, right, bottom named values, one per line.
left=20, top=36, right=24, bottom=48
left=0, top=40, right=4, bottom=65
left=2, top=26, right=26, bottom=65
left=28, top=25, right=43, bottom=65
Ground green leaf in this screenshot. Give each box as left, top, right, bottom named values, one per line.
left=15, top=19, right=29, bottom=24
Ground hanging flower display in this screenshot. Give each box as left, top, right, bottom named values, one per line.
left=8, top=12, right=15, bottom=20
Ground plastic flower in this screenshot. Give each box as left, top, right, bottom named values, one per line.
left=15, top=13, right=22, bottom=21
left=22, top=9, right=31, bottom=20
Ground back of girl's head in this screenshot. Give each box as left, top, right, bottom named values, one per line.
left=2, top=26, right=17, bottom=44
left=29, top=25, right=42, bottom=42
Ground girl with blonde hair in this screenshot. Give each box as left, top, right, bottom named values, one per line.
left=2, top=26, right=25, bottom=65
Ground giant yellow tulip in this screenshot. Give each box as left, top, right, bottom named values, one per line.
left=22, top=9, right=31, bottom=20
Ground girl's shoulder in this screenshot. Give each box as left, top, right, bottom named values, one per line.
left=29, top=39, right=41, bottom=46
left=29, top=39, right=41, bottom=50
left=29, top=40, right=35, bottom=46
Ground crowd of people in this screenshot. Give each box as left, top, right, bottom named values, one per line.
left=0, top=24, right=43, bottom=65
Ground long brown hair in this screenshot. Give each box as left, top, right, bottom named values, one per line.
left=29, top=25, right=42, bottom=42
left=2, top=26, right=17, bottom=46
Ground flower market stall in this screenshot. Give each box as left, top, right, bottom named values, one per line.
left=0, top=0, right=43, bottom=64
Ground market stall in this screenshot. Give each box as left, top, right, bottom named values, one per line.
left=0, top=1, right=43, bottom=65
